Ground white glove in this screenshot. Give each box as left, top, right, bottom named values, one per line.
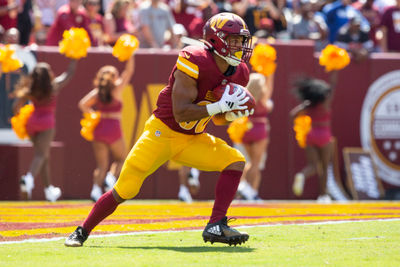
left=225, top=109, right=254, bottom=121
left=206, top=84, right=250, bottom=116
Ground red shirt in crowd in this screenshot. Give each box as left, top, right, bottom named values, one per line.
left=0, top=0, right=17, bottom=30
left=380, top=5, right=400, bottom=52
left=46, top=4, right=93, bottom=46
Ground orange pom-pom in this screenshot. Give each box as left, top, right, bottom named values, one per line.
left=293, top=115, right=312, bottom=148
left=0, top=44, right=23, bottom=73
left=249, top=43, right=277, bottom=76
left=112, top=34, right=139, bottom=62
left=80, top=111, right=101, bottom=141
left=227, top=117, right=253, bottom=144
left=319, top=44, right=350, bottom=72
left=11, top=104, right=35, bottom=139
left=59, top=28, right=91, bottom=59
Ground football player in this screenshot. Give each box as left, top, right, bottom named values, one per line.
left=65, top=12, right=254, bottom=247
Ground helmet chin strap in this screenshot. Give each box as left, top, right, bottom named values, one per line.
left=214, top=50, right=241, bottom=66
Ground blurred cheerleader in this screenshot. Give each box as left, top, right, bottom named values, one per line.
left=13, top=59, right=78, bottom=201
left=234, top=72, right=274, bottom=201
left=78, top=54, right=135, bottom=202
left=290, top=71, right=338, bottom=203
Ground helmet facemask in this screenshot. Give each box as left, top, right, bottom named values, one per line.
left=214, top=33, right=253, bottom=66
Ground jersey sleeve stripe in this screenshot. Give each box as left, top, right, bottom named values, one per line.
left=177, top=56, right=199, bottom=79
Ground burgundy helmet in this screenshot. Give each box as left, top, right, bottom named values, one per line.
left=203, top=12, right=253, bottom=66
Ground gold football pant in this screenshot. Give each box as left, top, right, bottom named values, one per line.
left=114, top=115, right=245, bottom=199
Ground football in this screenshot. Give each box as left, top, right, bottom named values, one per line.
left=212, top=82, right=256, bottom=112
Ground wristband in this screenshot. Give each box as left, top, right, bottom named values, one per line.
left=206, top=102, right=222, bottom=116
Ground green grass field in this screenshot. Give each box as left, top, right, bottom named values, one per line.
left=1, top=220, right=399, bottom=267
left=1, top=200, right=399, bottom=266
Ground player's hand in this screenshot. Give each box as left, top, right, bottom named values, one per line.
left=225, top=109, right=254, bottom=121
left=218, top=84, right=249, bottom=113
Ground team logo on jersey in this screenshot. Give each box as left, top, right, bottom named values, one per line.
left=360, top=70, right=400, bottom=186
left=155, top=130, right=161, bottom=137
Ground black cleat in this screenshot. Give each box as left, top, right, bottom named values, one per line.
left=64, top=226, right=88, bottom=247
left=202, top=217, right=249, bottom=246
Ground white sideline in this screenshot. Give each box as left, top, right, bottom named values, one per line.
left=1, top=217, right=400, bottom=245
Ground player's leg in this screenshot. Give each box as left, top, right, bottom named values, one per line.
left=65, top=116, right=172, bottom=247
left=173, top=133, right=248, bottom=245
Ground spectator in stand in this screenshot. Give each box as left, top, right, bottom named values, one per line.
left=214, top=0, right=232, bottom=13
left=353, top=0, right=381, bottom=51
left=46, top=0, right=93, bottom=46
left=103, top=0, right=135, bottom=46
left=137, top=0, right=177, bottom=48
left=17, top=0, right=33, bottom=45
left=170, top=0, right=199, bottom=35
left=84, top=0, right=105, bottom=46
left=335, top=16, right=373, bottom=62
left=322, top=0, right=369, bottom=43
left=0, top=0, right=18, bottom=31
left=187, top=3, right=215, bottom=39
left=101, top=0, right=112, bottom=15
left=374, top=0, right=396, bottom=13
left=3, top=25, right=18, bottom=43
left=290, top=0, right=328, bottom=51
left=241, top=0, right=287, bottom=38
left=378, top=0, right=400, bottom=52
left=35, top=0, right=68, bottom=45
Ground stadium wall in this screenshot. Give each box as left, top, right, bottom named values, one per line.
left=1, top=41, right=400, bottom=200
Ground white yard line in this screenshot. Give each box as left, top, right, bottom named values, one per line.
left=1, top=217, right=399, bottom=245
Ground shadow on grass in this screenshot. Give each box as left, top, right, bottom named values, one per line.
left=88, top=245, right=255, bottom=253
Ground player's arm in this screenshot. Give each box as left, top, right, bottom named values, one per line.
left=78, top=89, right=98, bottom=114
left=172, top=69, right=210, bottom=122
left=289, top=101, right=309, bottom=121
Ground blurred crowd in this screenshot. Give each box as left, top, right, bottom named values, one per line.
left=1, top=0, right=400, bottom=56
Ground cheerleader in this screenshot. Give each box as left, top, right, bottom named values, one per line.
left=290, top=72, right=338, bottom=203
left=234, top=72, right=274, bottom=201
left=13, top=59, right=77, bottom=201
left=78, top=54, right=134, bottom=202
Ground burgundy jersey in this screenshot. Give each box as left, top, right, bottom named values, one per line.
left=153, top=45, right=249, bottom=135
